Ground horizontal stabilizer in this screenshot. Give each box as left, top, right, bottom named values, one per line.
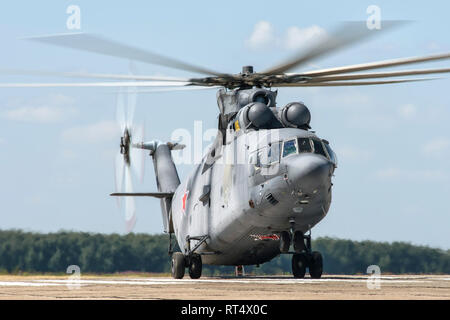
left=110, top=192, right=174, bottom=198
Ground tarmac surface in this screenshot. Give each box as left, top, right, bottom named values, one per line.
left=0, top=274, right=449, bottom=300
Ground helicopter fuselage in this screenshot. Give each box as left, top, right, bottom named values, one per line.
left=171, top=127, right=336, bottom=265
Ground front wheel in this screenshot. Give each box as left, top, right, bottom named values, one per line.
left=309, top=251, right=323, bottom=279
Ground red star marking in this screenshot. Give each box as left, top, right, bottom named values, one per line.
left=182, top=190, right=189, bottom=212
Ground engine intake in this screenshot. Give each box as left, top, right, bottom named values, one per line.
left=280, top=102, right=311, bottom=129
left=245, top=102, right=274, bottom=128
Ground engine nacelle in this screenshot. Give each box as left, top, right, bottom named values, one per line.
left=236, top=102, right=274, bottom=129
left=238, top=89, right=277, bottom=109
left=279, top=102, right=311, bottom=129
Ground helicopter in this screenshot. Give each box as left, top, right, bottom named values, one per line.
left=2, top=21, right=450, bottom=279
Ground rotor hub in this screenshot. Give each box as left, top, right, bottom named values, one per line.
left=120, top=128, right=131, bottom=166
left=242, top=65, right=254, bottom=75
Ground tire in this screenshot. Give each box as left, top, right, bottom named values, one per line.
left=188, top=254, right=202, bottom=279
left=292, top=253, right=307, bottom=278
left=279, top=231, right=291, bottom=253
left=309, top=251, right=323, bottom=279
left=171, top=252, right=185, bottom=279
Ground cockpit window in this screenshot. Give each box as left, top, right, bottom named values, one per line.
left=298, top=138, right=312, bottom=153
left=323, top=141, right=337, bottom=165
left=312, top=139, right=327, bottom=158
left=282, top=139, right=297, bottom=158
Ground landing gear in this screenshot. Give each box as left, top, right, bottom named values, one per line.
left=188, top=253, right=203, bottom=279
left=283, top=221, right=324, bottom=279
left=171, top=252, right=185, bottom=279
left=235, top=265, right=245, bottom=277
left=293, top=230, right=307, bottom=253
left=171, top=235, right=209, bottom=279
left=309, top=251, right=323, bottom=279
left=292, top=252, right=307, bottom=278
left=279, top=231, right=291, bottom=253
left=171, top=252, right=203, bottom=279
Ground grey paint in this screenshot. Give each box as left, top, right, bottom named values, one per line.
left=136, top=88, right=336, bottom=266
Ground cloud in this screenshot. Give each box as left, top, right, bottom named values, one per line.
left=398, top=104, right=417, bottom=119
left=284, top=25, right=327, bottom=50
left=61, top=120, right=120, bottom=144
left=374, top=167, right=448, bottom=182
left=2, top=94, right=77, bottom=123
left=246, top=21, right=327, bottom=51
left=246, top=21, right=276, bottom=50
left=421, top=138, right=450, bottom=157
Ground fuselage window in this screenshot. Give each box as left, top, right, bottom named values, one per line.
left=312, top=139, right=327, bottom=158
left=268, top=142, right=281, bottom=163
left=282, top=139, right=297, bottom=158
left=298, top=137, right=312, bottom=153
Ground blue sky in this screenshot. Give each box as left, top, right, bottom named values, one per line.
left=0, top=1, right=449, bottom=249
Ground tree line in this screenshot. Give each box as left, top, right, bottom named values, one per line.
left=0, top=230, right=448, bottom=275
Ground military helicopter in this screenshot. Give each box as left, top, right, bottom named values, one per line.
left=2, top=22, right=450, bottom=279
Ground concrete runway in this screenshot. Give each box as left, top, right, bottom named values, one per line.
left=0, top=274, right=449, bottom=299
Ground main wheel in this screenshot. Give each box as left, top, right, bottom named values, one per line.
left=279, top=231, right=291, bottom=253
left=292, top=253, right=307, bottom=278
left=188, top=254, right=202, bottom=279
left=309, top=251, right=323, bottom=279
left=171, top=252, right=185, bottom=279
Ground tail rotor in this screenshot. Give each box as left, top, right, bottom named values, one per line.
left=114, top=87, right=144, bottom=232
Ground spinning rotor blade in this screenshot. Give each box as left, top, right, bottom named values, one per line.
left=275, top=78, right=436, bottom=87
left=114, top=85, right=145, bottom=233
left=300, top=67, right=450, bottom=82
left=114, top=152, right=125, bottom=207
left=0, top=68, right=189, bottom=81
left=301, top=52, right=450, bottom=77
left=25, top=33, right=225, bottom=76
left=124, top=166, right=136, bottom=233
left=124, top=86, right=221, bottom=94
left=130, top=124, right=145, bottom=181
left=261, top=21, right=404, bottom=75
left=0, top=81, right=192, bottom=88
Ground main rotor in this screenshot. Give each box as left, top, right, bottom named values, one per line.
left=1, top=21, right=450, bottom=96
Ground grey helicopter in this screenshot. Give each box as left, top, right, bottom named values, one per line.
left=2, top=21, right=450, bottom=279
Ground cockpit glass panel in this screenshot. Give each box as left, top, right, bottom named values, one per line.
left=282, top=139, right=297, bottom=157
left=324, top=142, right=337, bottom=165
left=298, top=138, right=312, bottom=153
left=312, top=139, right=327, bottom=158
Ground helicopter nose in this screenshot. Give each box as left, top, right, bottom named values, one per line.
left=286, top=154, right=332, bottom=192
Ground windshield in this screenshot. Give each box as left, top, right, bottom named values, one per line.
left=312, top=139, right=327, bottom=158
left=323, top=141, right=337, bottom=165
left=298, top=137, right=312, bottom=153
left=282, top=139, right=297, bottom=157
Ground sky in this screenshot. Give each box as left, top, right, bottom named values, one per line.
left=0, top=1, right=449, bottom=249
